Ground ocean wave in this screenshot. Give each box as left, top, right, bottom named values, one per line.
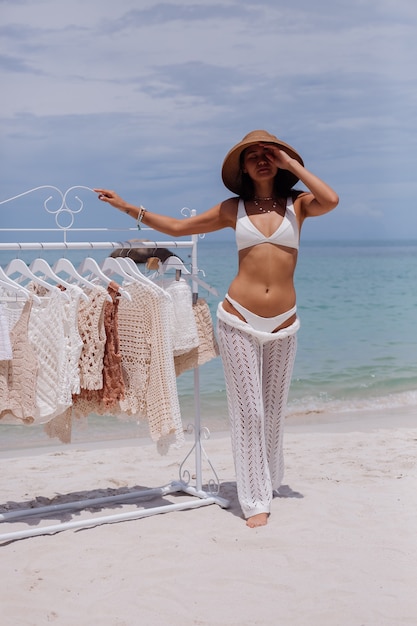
left=287, top=389, right=417, bottom=416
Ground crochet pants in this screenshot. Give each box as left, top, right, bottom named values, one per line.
left=217, top=315, right=297, bottom=519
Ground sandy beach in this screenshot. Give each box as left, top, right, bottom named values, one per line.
left=1, top=406, right=416, bottom=626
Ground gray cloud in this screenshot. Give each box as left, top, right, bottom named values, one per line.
left=0, top=0, right=416, bottom=240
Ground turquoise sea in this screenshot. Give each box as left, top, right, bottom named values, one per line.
left=182, top=238, right=417, bottom=418
left=1, top=238, right=416, bottom=450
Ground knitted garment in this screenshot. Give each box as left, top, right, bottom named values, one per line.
left=164, top=279, right=199, bottom=356
left=0, top=298, right=39, bottom=424
left=76, top=285, right=107, bottom=391
left=117, top=281, right=183, bottom=450
left=41, top=284, right=84, bottom=442
left=72, top=281, right=125, bottom=417
left=174, top=298, right=219, bottom=376
left=0, top=301, right=13, bottom=360
left=0, top=294, right=25, bottom=338
left=43, top=406, right=72, bottom=444
left=100, top=281, right=125, bottom=408
left=27, top=286, right=72, bottom=422
left=60, top=284, right=84, bottom=396
left=217, top=312, right=297, bottom=519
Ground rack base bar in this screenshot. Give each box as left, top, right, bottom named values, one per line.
left=0, top=483, right=186, bottom=522
left=0, top=482, right=230, bottom=543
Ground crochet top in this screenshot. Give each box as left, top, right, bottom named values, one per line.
left=117, top=281, right=183, bottom=451
left=60, top=284, right=84, bottom=396
left=76, top=285, right=108, bottom=391
left=174, top=298, right=219, bottom=376
left=0, top=302, right=13, bottom=360
left=72, top=281, right=125, bottom=415
left=0, top=298, right=39, bottom=423
left=164, top=279, right=199, bottom=356
left=27, top=285, right=72, bottom=422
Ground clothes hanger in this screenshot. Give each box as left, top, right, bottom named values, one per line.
left=153, top=256, right=218, bottom=296
left=78, top=257, right=132, bottom=301
left=5, top=258, right=69, bottom=300
left=53, top=257, right=112, bottom=301
left=0, top=267, right=30, bottom=295
left=115, top=256, right=146, bottom=278
left=0, top=271, right=42, bottom=305
left=101, top=257, right=137, bottom=282
left=29, top=258, right=89, bottom=302
left=79, top=257, right=115, bottom=284
left=107, top=256, right=164, bottom=293
left=53, top=257, right=97, bottom=288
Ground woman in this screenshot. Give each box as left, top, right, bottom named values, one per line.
left=95, top=129, right=338, bottom=528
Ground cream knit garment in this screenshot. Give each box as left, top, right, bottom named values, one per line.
left=117, top=281, right=184, bottom=451
left=27, top=286, right=71, bottom=422
left=75, top=285, right=108, bottom=391
left=174, top=298, right=219, bottom=376
left=164, top=278, right=199, bottom=356
left=61, top=284, right=84, bottom=396
left=0, top=297, right=39, bottom=424
left=0, top=301, right=13, bottom=360
left=42, top=284, right=85, bottom=443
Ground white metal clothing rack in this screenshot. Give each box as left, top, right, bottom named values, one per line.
left=0, top=186, right=229, bottom=543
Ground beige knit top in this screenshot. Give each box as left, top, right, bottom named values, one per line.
left=76, top=284, right=108, bottom=391
left=117, top=281, right=184, bottom=450
left=0, top=298, right=39, bottom=423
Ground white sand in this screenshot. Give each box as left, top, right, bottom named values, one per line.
left=0, top=406, right=416, bottom=626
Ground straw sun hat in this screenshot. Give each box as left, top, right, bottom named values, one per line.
left=221, top=130, right=304, bottom=195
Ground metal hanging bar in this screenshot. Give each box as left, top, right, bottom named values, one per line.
left=0, top=241, right=195, bottom=251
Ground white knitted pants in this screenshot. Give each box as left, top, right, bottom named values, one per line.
left=217, top=312, right=297, bottom=519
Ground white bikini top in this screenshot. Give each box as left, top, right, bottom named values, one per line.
left=235, top=197, right=299, bottom=251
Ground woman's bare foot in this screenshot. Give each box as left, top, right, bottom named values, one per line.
left=246, top=513, right=269, bottom=528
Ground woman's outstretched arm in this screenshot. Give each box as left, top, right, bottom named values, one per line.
left=94, top=188, right=236, bottom=236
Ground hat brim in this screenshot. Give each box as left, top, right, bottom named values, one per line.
left=221, top=131, right=304, bottom=195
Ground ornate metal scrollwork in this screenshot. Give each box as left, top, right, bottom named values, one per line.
left=179, top=424, right=221, bottom=495
left=0, top=185, right=95, bottom=229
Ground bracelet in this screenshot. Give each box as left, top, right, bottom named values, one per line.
left=136, top=206, right=147, bottom=230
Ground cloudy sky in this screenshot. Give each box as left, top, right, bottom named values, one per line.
left=1, top=0, right=416, bottom=241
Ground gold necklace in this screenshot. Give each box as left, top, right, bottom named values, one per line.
left=253, top=197, right=277, bottom=213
